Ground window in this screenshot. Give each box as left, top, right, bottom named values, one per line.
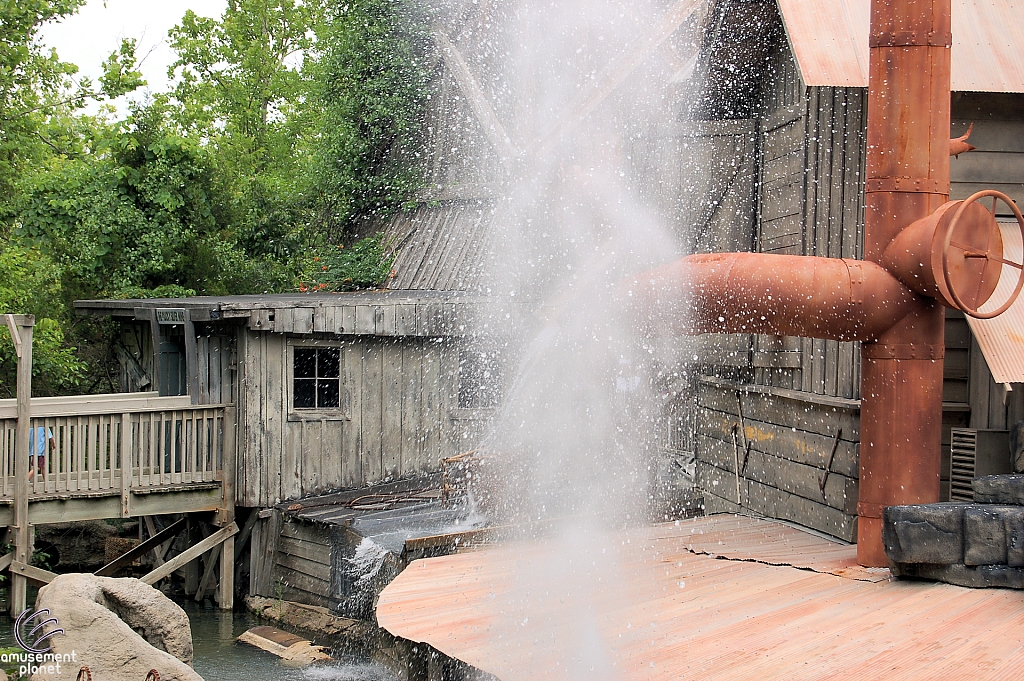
left=293, top=347, right=341, bottom=409
left=458, top=350, right=501, bottom=409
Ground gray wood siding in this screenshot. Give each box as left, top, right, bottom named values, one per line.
left=237, top=332, right=477, bottom=507
left=267, top=519, right=331, bottom=608
left=951, top=93, right=1024, bottom=212
left=694, top=380, right=859, bottom=542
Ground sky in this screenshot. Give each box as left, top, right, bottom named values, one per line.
left=39, top=0, right=228, bottom=113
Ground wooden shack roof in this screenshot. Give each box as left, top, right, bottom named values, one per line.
left=377, top=514, right=1024, bottom=680
left=74, top=290, right=492, bottom=337
left=777, top=0, right=1024, bottom=92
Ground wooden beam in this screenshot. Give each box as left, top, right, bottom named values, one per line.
left=11, top=316, right=33, bottom=615
left=10, top=560, right=56, bottom=585
left=433, top=29, right=518, bottom=162
left=0, top=551, right=12, bottom=572
left=144, top=516, right=174, bottom=565
left=3, top=314, right=26, bottom=358
left=140, top=521, right=238, bottom=586
left=95, top=517, right=187, bottom=577
left=233, top=510, right=259, bottom=562
left=194, top=547, right=220, bottom=602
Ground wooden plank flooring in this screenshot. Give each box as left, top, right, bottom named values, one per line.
left=377, top=514, right=1024, bottom=681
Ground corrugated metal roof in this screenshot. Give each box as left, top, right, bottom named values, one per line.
left=777, top=0, right=1024, bottom=93
left=377, top=514, right=1024, bottom=680
left=385, top=200, right=496, bottom=292
left=967, top=220, right=1024, bottom=384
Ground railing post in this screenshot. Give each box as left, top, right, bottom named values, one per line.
left=120, top=412, right=132, bottom=517
left=218, top=406, right=236, bottom=609
left=6, top=314, right=34, bottom=617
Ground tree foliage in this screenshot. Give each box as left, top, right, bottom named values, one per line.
left=311, top=0, right=429, bottom=234
left=1, top=0, right=428, bottom=396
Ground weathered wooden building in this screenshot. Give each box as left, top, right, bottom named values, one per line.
left=665, top=0, right=1024, bottom=541
left=76, top=1, right=1024, bottom=615
left=77, top=292, right=499, bottom=505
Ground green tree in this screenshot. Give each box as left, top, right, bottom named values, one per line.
left=0, top=244, right=86, bottom=397
left=310, top=0, right=429, bottom=235
left=169, top=0, right=326, bottom=259
left=15, top=104, right=291, bottom=301
left=0, top=1, right=143, bottom=220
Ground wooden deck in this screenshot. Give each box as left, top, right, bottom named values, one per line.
left=377, top=514, right=1024, bottom=681
left=0, top=392, right=232, bottom=524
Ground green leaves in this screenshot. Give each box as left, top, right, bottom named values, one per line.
left=303, top=233, right=395, bottom=292
left=310, top=0, right=428, bottom=234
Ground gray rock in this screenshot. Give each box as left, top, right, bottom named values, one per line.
left=1005, top=507, right=1024, bottom=567
left=883, top=504, right=965, bottom=564
left=891, top=562, right=1024, bottom=589
left=974, top=474, right=1024, bottom=504
left=973, top=474, right=1024, bottom=505
left=30, top=574, right=203, bottom=681
left=964, top=507, right=1007, bottom=565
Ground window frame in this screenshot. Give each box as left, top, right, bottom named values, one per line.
left=286, top=339, right=350, bottom=421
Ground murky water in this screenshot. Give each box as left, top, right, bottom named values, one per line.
left=0, top=598, right=396, bottom=681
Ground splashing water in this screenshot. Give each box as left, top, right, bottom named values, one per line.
left=453, top=0, right=697, bottom=678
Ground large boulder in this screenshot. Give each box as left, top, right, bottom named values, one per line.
left=29, top=574, right=203, bottom=681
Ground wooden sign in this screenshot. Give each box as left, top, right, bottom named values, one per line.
left=155, top=308, right=187, bottom=325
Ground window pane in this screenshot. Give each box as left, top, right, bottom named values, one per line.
left=294, top=379, right=316, bottom=408
left=318, top=347, right=340, bottom=378
left=294, top=349, right=317, bottom=378
left=317, top=379, right=340, bottom=409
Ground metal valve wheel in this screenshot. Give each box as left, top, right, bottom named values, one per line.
left=940, top=189, right=1024, bottom=319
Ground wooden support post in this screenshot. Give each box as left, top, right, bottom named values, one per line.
left=8, top=314, right=33, bottom=617
left=184, top=518, right=199, bottom=595
left=120, top=412, right=132, bottom=517
left=195, top=547, right=220, bottom=602
left=140, top=521, right=238, bottom=586
left=184, top=309, right=200, bottom=405
left=95, top=517, right=186, bottom=577
left=218, top=406, right=236, bottom=609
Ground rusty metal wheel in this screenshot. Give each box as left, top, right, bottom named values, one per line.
left=76, top=666, right=92, bottom=681
left=145, top=670, right=161, bottom=681
left=941, top=189, right=1024, bottom=318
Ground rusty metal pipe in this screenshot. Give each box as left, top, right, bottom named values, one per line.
left=856, top=0, right=952, bottom=566
left=625, top=0, right=959, bottom=567
left=632, top=252, right=920, bottom=342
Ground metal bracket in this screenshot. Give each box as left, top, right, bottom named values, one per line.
left=869, top=31, right=952, bottom=48
left=866, top=177, right=949, bottom=195
left=819, top=428, right=843, bottom=499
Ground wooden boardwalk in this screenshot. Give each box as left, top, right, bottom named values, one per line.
left=0, top=392, right=233, bottom=524
left=377, top=514, right=1024, bottom=680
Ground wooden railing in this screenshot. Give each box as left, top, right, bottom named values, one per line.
left=0, top=393, right=232, bottom=500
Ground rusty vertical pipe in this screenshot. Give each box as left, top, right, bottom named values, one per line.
left=858, top=0, right=952, bottom=566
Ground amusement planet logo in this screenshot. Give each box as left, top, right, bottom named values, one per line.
left=4, top=608, right=78, bottom=677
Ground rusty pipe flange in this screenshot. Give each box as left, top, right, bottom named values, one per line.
left=941, top=190, right=1024, bottom=319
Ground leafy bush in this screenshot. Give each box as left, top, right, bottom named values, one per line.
left=302, top=233, right=395, bottom=292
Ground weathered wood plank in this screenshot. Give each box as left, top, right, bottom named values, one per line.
left=697, top=467, right=857, bottom=543
left=342, top=340, right=363, bottom=487
left=275, top=553, right=331, bottom=582
left=361, top=342, right=384, bottom=483
left=761, top=119, right=805, bottom=162
left=421, top=339, right=442, bottom=469
left=401, top=341, right=424, bottom=474
left=382, top=341, right=404, bottom=478
left=279, top=520, right=331, bottom=545
left=695, top=405, right=858, bottom=477
left=278, top=535, right=331, bottom=564
left=355, top=306, right=375, bottom=335
left=696, top=434, right=857, bottom=514
left=697, top=380, right=860, bottom=440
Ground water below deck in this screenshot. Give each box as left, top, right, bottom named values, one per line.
left=377, top=514, right=1024, bottom=680
left=0, top=600, right=397, bottom=681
